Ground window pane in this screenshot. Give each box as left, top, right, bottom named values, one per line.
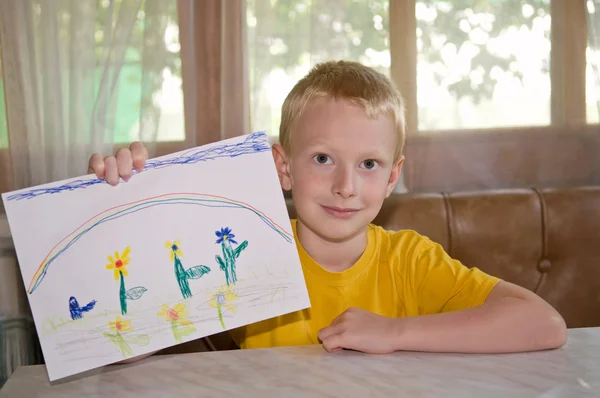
left=95, top=0, right=184, bottom=143
left=0, top=42, right=7, bottom=149
left=587, top=0, right=600, bottom=124
left=588, top=49, right=600, bottom=124
left=416, top=0, right=551, bottom=131
left=247, top=0, right=390, bottom=138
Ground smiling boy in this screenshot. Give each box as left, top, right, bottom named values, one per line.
left=89, top=60, right=566, bottom=356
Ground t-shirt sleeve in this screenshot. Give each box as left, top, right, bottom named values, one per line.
left=406, top=235, right=501, bottom=315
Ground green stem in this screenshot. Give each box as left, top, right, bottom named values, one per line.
left=171, top=320, right=181, bottom=343
left=174, top=254, right=192, bottom=299
left=222, top=241, right=237, bottom=285
left=116, top=331, right=133, bottom=357
left=217, top=303, right=225, bottom=329
left=119, top=270, right=127, bottom=315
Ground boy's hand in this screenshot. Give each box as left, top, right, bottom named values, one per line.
left=317, top=307, right=399, bottom=354
left=87, top=142, right=149, bottom=186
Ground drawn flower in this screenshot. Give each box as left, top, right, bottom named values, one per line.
left=157, top=303, right=193, bottom=327
left=108, top=316, right=133, bottom=333
left=158, top=303, right=196, bottom=343
left=165, top=239, right=183, bottom=261
left=104, top=316, right=149, bottom=358
left=209, top=285, right=238, bottom=329
left=105, top=247, right=131, bottom=280
left=215, top=227, right=237, bottom=245
left=208, top=285, right=238, bottom=312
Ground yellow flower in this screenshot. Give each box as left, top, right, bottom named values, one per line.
left=164, top=240, right=183, bottom=261
left=105, top=247, right=131, bottom=280
left=108, top=316, right=133, bottom=333
left=208, top=285, right=237, bottom=313
left=157, top=303, right=193, bottom=327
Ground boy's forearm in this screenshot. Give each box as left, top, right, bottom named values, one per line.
left=391, top=296, right=567, bottom=354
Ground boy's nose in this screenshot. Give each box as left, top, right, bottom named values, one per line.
left=332, top=166, right=357, bottom=198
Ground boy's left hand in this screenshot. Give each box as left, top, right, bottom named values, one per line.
left=317, top=307, right=399, bottom=354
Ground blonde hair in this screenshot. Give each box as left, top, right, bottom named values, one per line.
left=279, top=60, right=406, bottom=162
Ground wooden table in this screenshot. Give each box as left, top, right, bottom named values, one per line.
left=1, top=327, right=599, bottom=397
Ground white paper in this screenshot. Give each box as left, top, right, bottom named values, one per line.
left=1, top=132, right=310, bottom=381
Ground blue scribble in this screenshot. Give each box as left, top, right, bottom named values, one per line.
left=7, top=132, right=270, bottom=201
left=69, top=296, right=97, bottom=320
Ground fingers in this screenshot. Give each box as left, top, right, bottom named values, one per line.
left=321, top=333, right=344, bottom=353
left=103, top=156, right=119, bottom=186
left=318, top=323, right=341, bottom=343
left=88, top=153, right=105, bottom=178
left=129, top=142, right=148, bottom=172
left=116, top=148, right=133, bottom=181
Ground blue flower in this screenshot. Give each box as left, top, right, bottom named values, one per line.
left=215, top=227, right=237, bottom=244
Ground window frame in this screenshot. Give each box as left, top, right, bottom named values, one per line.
left=390, top=0, right=591, bottom=136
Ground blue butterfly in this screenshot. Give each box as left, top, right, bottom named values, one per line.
left=69, top=296, right=97, bottom=320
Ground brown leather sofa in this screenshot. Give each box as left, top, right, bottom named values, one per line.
left=162, top=185, right=600, bottom=354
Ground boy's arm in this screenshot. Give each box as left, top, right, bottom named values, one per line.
left=318, top=280, right=567, bottom=354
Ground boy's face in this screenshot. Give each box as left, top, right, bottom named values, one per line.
left=273, top=97, right=403, bottom=243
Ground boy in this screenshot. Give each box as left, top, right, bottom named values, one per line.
left=88, top=60, right=566, bottom=357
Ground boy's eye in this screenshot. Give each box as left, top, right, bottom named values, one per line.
left=313, top=154, right=332, bottom=164
left=360, top=159, right=379, bottom=170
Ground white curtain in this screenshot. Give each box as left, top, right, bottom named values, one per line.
left=0, top=0, right=171, bottom=190
left=588, top=1, right=600, bottom=119
left=0, top=0, right=175, bottom=384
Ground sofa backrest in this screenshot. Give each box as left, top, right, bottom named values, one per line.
left=286, top=186, right=600, bottom=328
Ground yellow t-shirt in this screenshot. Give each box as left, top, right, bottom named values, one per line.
left=230, top=219, right=500, bottom=349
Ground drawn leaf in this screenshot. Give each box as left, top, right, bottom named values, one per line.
left=123, top=334, right=151, bottom=346
left=176, top=326, right=196, bottom=338
left=216, top=255, right=226, bottom=271
left=233, top=240, right=248, bottom=258
left=103, top=332, right=120, bottom=344
left=186, top=265, right=211, bottom=280
left=126, top=286, right=147, bottom=300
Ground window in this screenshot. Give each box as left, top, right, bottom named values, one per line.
left=588, top=0, right=600, bottom=124
left=247, top=0, right=598, bottom=138
left=0, top=42, right=7, bottom=149
left=416, top=0, right=551, bottom=131
left=246, top=0, right=390, bottom=138
left=93, top=0, right=184, bottom=144
left=588, top=47, right=600, bottom=124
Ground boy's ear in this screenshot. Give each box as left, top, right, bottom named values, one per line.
left=272, top=144, right=292, bottom=191
left=385, top=155, right=404, bottom=197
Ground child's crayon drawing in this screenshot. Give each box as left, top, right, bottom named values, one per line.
left=68, top=296, right=97, bottom=320
left=165, top=240, right=211, bottom=299
left=103, top=316, right=150, bottom=357
left=215, top=227, right=248, bottom=286
left=208, top=285, right=238, bottom=329
left=105, top=246, right=148, bottom=315
left=1, top=132, right=310, bottom=381
left=158, top=303, right=197, bottom=343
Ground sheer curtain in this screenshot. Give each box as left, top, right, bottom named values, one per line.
left=0, top=0, right=171, bottom=190
left=588, top=1, right=600, bottom=120
left=0, top=0, right=175, bottom=384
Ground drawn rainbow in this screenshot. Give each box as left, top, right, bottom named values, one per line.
left=28, top=193, right=294, bottom=294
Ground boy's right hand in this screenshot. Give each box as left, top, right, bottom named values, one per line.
left=87, top=142, right=149, bottom=186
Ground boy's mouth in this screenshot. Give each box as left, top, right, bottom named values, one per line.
left=321, top=205, right=360, bottom=219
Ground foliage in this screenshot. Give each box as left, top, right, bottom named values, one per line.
left=247, top=0, right=551, bottom=103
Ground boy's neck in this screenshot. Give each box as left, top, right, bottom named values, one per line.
left=296, top=219, right=368, bottom=273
